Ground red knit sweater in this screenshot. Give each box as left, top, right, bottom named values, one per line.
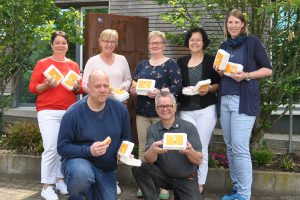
left=29, top=57, right=82, bottom=112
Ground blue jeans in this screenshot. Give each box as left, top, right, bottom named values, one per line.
left=220, top=95, right=256, bottom=200
left=61, top=158, right=117, bottom=200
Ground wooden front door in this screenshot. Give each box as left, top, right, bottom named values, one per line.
left=84, top=13, right=149, bottom=155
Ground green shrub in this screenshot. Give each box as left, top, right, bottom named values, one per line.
left=0, top=122, right=43, bottom=155
left=208, top=154, right=219, bottom=168
left=252, top=148, right=273, bottom=167
left=280, top=155, right=295, bottom=172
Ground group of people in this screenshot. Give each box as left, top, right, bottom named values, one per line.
left=29, top=8, right=272, bottom=200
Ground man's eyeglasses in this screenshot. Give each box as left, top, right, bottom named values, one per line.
left=156, top=104, right=174, bottom=110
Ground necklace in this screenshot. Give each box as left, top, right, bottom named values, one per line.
left=50, top=55, right=68, bottom=62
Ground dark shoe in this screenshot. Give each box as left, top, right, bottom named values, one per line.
left=200, top=189, right=204, bottom=196
left=232, top=185, right=238, bottom=193
left=199, top=185, right=204, bottom=196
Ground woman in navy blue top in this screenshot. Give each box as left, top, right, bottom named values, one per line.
left=130, top=31, right=181, bottom=199
left=215, top=9, right=272, bottom=200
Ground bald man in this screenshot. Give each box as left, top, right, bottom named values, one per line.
left=57, top=70, right=131, bottom=200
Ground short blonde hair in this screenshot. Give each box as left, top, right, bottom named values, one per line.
left=224, top=9, right=249, bottom=38
left=148, top=31, right=166, bottom=43
left=99, top=29, right=118, bottom=45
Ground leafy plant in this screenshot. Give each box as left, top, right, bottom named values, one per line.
left=0, top=1, right=83, bottom=132
left=252, top=148, right=273, bottom=167
left=208, top=153, right=220, bottom=168
left=280, top=155, right=295, bottom=171
left=19, top=70, right=36, bottom=104
left=209, top=152, right=228, bottom=168
left=0, top=122, right=43, bottom=155
left=153, top=0, right=300, bottom=148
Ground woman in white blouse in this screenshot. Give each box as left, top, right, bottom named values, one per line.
left=83, top=29, right=132, bottom=94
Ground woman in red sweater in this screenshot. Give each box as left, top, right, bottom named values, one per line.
left=29, top=31, right=82, bottom=200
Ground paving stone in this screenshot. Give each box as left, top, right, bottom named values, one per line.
left=0, top=177, right=299, bottom=200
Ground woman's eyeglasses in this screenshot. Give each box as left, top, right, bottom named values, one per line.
left=101, top=40, right=117, bottom=45
left=149, top=41, right=165, bottom=46
left=189, top=39, right=203, bottom=43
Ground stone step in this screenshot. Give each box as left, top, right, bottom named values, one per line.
left=119, top=164, right=300, bottom=198
left=1, top=153, right=300, bottom=198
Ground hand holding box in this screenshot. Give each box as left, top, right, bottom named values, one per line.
left=213, top=49, right=230, bottom=70
left=163, top=133, right=187, bottom=150
left=118, top=141, right=142, bottom=167
left=182, top=79, right=211, bottom=96
left=224, top=62, right=244, bottom=77
left=136, top=79, right=156, bottom=96
left=111, top=88, right=129, bottom=102
left=194, top=79, right=211, bottom=92
left=61, top=70, right=81, bottom=91
left=43, top=65, right=64, bottom=84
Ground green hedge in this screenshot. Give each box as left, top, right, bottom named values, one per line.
left=0, top=122, right=43, bottom=155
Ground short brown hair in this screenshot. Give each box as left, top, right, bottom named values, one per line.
left=51, top=31, right=68, bottom=44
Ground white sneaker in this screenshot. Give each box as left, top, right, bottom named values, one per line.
left=159, top=189, right=169, bottom=200
left=41, top=186, right=59, bottom=200
left=117, top=182, right=121, bottom=195
left=136, top=188, right=143, bottom=197
left=55, top=179, right=68, bottom=195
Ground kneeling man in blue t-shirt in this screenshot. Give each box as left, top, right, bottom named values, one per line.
left=57, top=70, right=131, bottom=199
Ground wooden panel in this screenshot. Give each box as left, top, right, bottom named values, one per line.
left=84, top=12, right=149, bottom=153
left=109, top=0, right=223, bottom=59
left=84, top=13, right=148, bottom=72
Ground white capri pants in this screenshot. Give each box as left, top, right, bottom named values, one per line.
left=37, top=110, right=66, bottom=184
left=180, top=104, right=217, bottom=185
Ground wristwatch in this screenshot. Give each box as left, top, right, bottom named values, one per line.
left=245, top=72, right=252, bottom=81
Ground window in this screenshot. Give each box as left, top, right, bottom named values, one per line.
left=16, top=5, right=108, bottom=107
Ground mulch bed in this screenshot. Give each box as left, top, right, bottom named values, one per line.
left=210, top=146, right=300, bottom=173
left=253, top=153, right=300, bottom=173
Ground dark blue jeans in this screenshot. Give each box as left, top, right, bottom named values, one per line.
left=61, top=158, right=117, bottom=200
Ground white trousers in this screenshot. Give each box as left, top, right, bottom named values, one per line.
left=179, top=105, right=217, bottom=185
left=37, top=110, right=66, bottom=184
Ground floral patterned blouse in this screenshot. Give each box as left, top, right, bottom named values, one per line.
left=133, top=58, right=182, bottom=117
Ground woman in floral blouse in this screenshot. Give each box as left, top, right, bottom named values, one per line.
left=130, top=30, right=182, bottom=199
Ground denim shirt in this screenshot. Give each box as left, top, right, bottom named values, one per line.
left=133, top=59, right=182, bottom=117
